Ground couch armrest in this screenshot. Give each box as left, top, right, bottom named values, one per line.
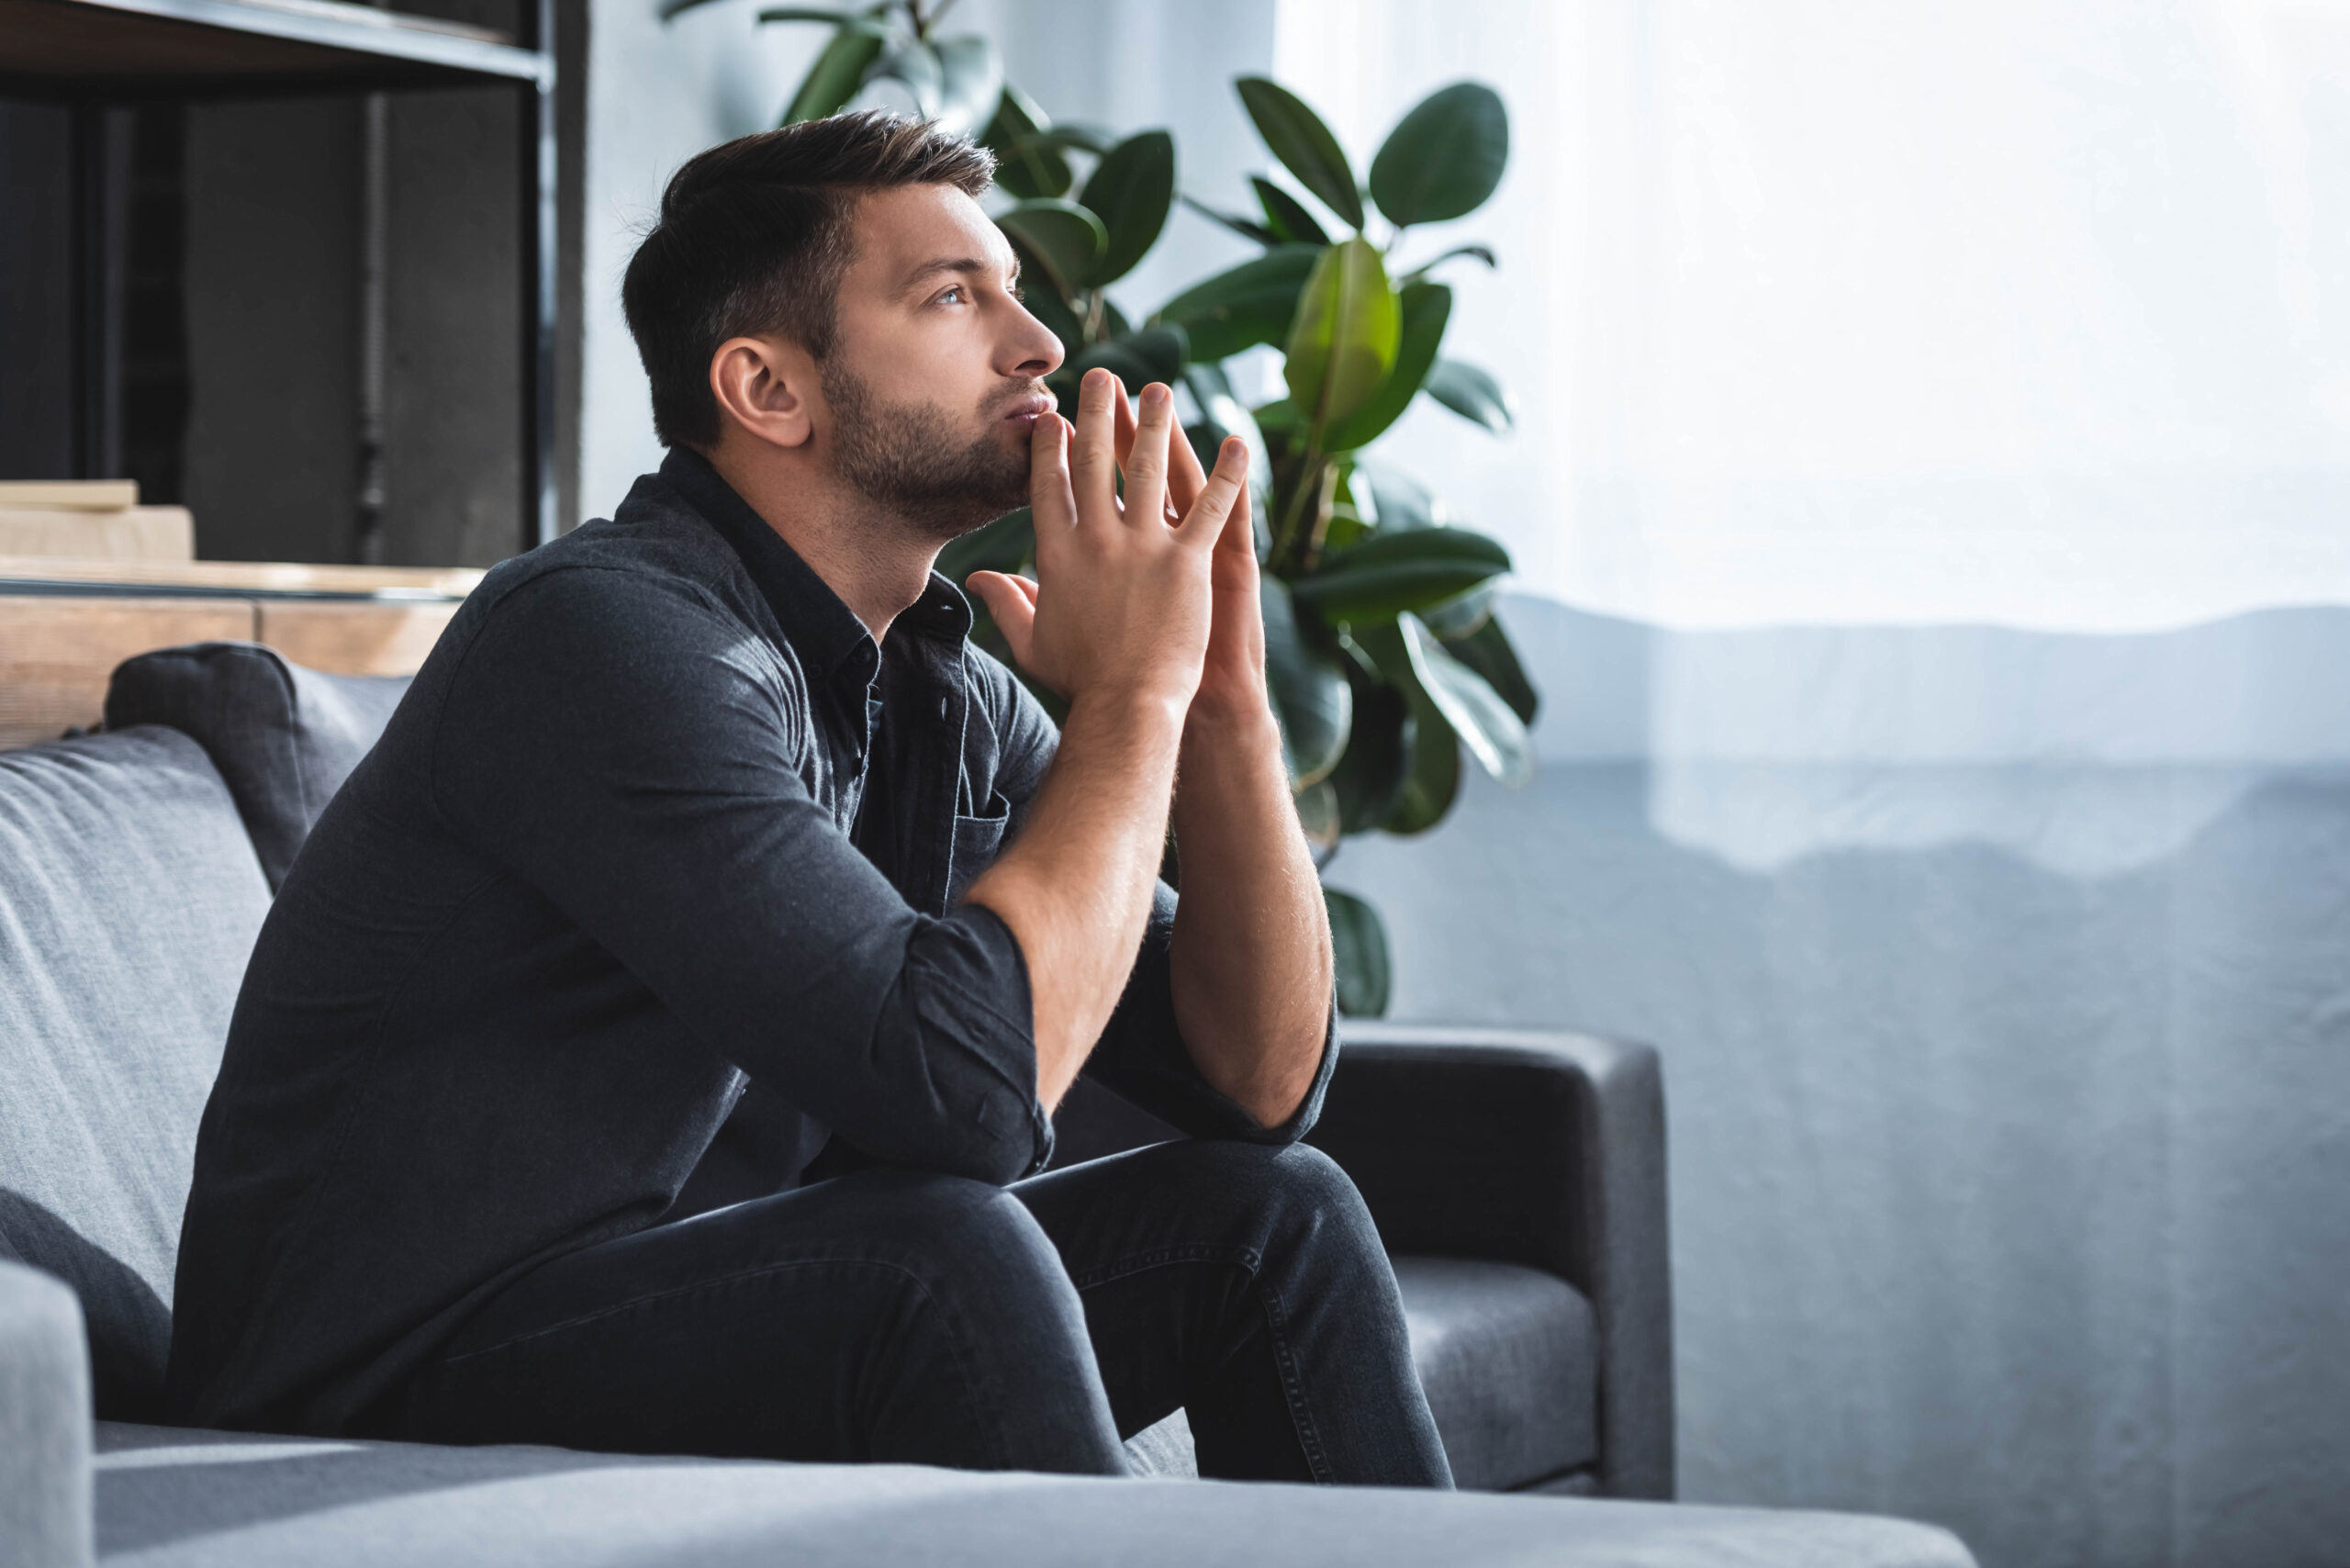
left=1306, top=1024, right=1674, bottom=1500
left=0, top=1259, right=95, bottom=1568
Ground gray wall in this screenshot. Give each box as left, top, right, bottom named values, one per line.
left=1334, top=596, right=2350, bottom=1568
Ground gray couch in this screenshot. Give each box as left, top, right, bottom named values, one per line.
left=0, top=641, right=1975, bottom=1568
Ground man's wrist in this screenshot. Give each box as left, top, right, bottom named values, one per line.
left=1181, top=682, right=1281, bottom=750
left=1067, top=684, right=1193, bottom=742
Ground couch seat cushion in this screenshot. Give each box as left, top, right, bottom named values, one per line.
left=93, top=1422, right=1975, bottom=1568
left=1394, top=1255, right=1596, bottom=1490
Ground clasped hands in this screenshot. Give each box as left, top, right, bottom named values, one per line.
left=965, top=367, right=1267, bottom=730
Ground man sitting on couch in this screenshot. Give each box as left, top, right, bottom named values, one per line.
left=163, top=112, right=1452, bottom=1487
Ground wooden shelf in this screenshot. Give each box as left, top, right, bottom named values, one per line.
left=0, top=554, right=483, bottom=600
left=0, top=556, right=478, bottom=744
left=0, top=0, right=551, bottom=98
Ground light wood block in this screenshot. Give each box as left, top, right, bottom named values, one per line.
left=256, top=599, right=460, bottom=677
left=0, top=554, right=483, bottom=597
left=0, top=596, right=257, bottom=748
left=0, top=507, right=196, bottom=562
left=0, top=480, right=140, bottom=510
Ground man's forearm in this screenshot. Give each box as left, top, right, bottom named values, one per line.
left=1169, top=694, right=1335, bottom=1128
left=965, top=689, right=1189, bottom=1113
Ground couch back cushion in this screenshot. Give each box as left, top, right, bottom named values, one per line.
left=0, top=727, right=272, bottom=1418
left=105, top=642, right=411, bottom=890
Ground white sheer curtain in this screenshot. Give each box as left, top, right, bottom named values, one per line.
left=1275, top=0, right=2350, bottom=632
left=1285, top=8, right=2350, bottom=1567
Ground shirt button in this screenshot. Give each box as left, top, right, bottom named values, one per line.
left=938, top=696, right=949, bottom=719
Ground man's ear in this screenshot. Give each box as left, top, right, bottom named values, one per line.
left=708, top=335, right=817, bottom=450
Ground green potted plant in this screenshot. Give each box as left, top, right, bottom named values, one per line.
left=663, top=1, right=1538, bottom=1015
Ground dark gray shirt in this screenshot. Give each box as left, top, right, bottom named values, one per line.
left=166, top=449, right=1337, bottom=1433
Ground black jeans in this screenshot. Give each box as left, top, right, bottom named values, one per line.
left=382, top=1139, right=1453, bottom=1486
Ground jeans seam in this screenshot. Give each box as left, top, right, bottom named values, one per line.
left=1067, top=1243, right=1256, bottom=1292
left=1067, top=1241, right=1334, bottom=1484
left=1259, top=1282, right=1336, bottom=1484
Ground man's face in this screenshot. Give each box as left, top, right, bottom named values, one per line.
left=819, top=184, right=1064, bottom=540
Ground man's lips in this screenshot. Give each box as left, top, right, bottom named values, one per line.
left=1001, top=393, right=1056, bottom=429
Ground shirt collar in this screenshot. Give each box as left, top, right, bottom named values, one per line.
left=657, top=447, right=979, bottom=679
left=659, top=446, right=878, bottom=686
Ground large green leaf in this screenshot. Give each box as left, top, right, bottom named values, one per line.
left=870, top=39, right=943, bottom=118
left=1369, top=82, right=1509, bottom=228
left=1416, top=579, right=1494, bottom=637
left=751, top=6, right=868, bottom=21
left=1439, top=613, right=1539, bottom=725
left=1326, top=677, right=1411, bottom=832
left=1284, top=238, right=1400, bottom=431
left=1323, top=887, right=1392, bottom=1016
left=1181, top=363, right=1274, bottom=498
left=783, top=19, right=889, bottom=124
left=1323, top=281, right=1450, bottom=453
left=1291, top=525, right=1510, bottom=622
left=1352, top=622, right=1462, bottom=833
left=1079, top=130, right=1175, bottom=286
left=1252, top=176, right=1330, bottom=246
left=932, top=36, right=1002, bottom=139
left=1236, top=77, right=1364, bottom=230
left=984, top=85, right=1069, bottom=200
left=1399, top=242, right=1499, bottom=283
left=1154, top=244, right=1322, bottom=363
left=1181, top=194, right=1280, bottom=247
left=1356, top=463, right=1439, bottom=530
left=996, top=199, right=1106, bottom=297
left=1018, top=124, right=1115, bottom=156
left=1396, top=613, right=1532, bottom=786
left=1424, top=357, right=1516, bottom=432
left=1066, top=326, right=1188, bottom=390
left=1262, top=579, right=1353, bottom=787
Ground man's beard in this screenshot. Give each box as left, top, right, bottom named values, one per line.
left=821, top=358, right=1035, bottom=541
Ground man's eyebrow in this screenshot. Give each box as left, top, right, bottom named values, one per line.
left=900, top=254, right=1017, bottom=295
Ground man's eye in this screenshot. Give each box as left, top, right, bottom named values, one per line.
left=940, top=286, right=966, bottom=305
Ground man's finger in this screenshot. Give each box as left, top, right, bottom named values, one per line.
left=966, top=571, right=1038, bottom=666
left=1113, top=378, right=1139, bottom=475
left=1218, top=469, right=1257, bottom=561
left=1071, top=369, right=1121, bottom=525
left=1167, top=417, right=1209, bottom=521
left=1177, top=434, right=1249, bottom=548
left=1028, top=413, right=1078, bottom=554
left=1125, top=382, right=1175, bottom=530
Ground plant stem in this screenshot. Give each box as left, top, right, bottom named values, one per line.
left=1273, top=439, right=1326, bottom=574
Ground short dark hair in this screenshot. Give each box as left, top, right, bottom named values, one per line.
left=621, top=113, right=996, bottom=449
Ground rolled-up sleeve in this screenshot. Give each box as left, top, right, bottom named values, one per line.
left=433, top=568, right=1050, bottom=1185
left=980, top=658, right=1339, bottom=1146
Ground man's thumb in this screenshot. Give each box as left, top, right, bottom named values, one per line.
left=966, top=572, right=1035, bottom=658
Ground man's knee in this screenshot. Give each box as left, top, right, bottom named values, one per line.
left=845, top=1169, right=1089, bottom=1338
left=1137, top=1139, right=1381, bottom=1253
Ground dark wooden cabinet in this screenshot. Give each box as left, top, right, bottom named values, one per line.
left=0, top=0, right=565, bottom=566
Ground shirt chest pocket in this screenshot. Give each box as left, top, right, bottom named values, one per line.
left=945, top=793, right=1013, bottom=909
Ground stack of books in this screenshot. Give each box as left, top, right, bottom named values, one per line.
left=0, top=482, right=196, bottom=564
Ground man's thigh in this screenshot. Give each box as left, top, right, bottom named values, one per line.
left=385, top=1165, right=1121, bottom=1472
